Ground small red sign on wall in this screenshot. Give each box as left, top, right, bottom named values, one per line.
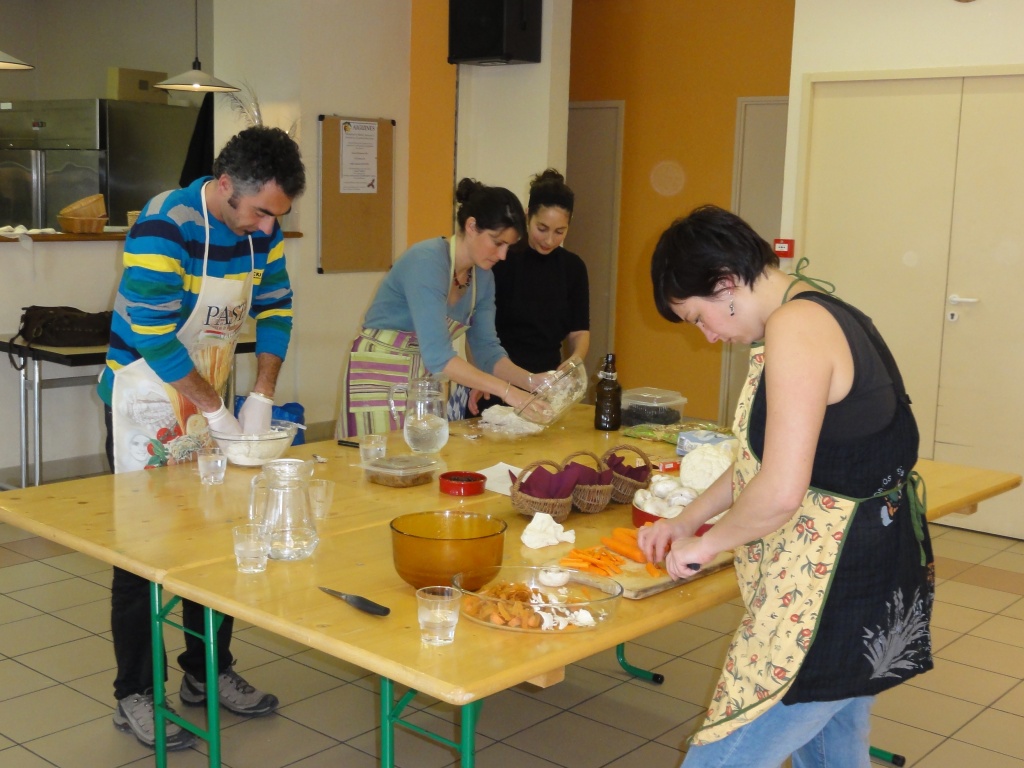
left=773, top=238, right=795, bottom=258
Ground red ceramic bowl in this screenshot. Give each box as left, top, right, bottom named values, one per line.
left=439, top=471, right=487, bottom=496
left=631, top=504, right=712, bottom=535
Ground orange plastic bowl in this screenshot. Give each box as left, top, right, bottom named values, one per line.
left=390, top=510, right=506, bottom=589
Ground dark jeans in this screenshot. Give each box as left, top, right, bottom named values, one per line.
left=105, top=406, right=234, bottom=700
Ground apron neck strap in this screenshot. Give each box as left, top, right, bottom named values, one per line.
left=783, top=257, right=836, bottom=303
left=449, top=235, right=477, bottom=318
left=202, top=180, right=254, bottom=275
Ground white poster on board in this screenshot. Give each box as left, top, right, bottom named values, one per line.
left=339, top=121, right=378, bottom=194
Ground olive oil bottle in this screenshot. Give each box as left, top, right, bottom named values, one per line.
left=594, top=353, right=622, bottom=431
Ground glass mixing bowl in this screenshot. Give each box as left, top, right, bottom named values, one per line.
left=513, top=355, right=588, bottom=426
left=209, top=419, right=299, bottom=467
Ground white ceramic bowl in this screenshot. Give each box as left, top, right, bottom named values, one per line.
left=209, top=419, right=299, bottom=466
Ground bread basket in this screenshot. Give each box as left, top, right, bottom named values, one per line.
left=57, top=215, right=108, bottom=234
left=510, top=459, right=573, bottom=523
left=561, top=450, right=613, bottom=514
left=602, top=444, right=653, bottom=504
left=59, top=194, right=106, bottom=219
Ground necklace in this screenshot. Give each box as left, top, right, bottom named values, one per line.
left=453, top=268, right=473, bottom=290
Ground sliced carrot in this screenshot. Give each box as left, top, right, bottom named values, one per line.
left=600, top=536, right=646, bottom=563
left=645, top=562, right=663, bottom=578
left=612, top=527, right=639, bottom=542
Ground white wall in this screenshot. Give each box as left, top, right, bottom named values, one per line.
left=212, top=0, right=412, bottom=433
left=0, top=240, right=122, bottom=482
left=455, top=0, right=572, bottom=202
left=783, top=0, right=1024, bottom=235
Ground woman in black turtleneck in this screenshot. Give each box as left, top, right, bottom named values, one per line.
left=472, top=169, right=589, bottom=414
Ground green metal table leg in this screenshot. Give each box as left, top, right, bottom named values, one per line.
left=616, top=642, right=664, bottom=684
left=151, top=582, right=168, bottom=768
left=380, top=677, right=395, bottom=768
left=379, top=676, right=482, bottom=767
left=869, top=746, right=906, bottom=766
left=202, top=606, right=222, bottom=767
left=150, top=582, right=224, bottom=767
left=458, top=700, right=483, bottom=768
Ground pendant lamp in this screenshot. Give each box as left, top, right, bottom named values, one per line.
left=0, top=49, right=33, bottom=70
left=156, top=0, right=238, bottom=93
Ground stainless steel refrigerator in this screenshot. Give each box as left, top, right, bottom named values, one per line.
left=0, top=99, right=200, bottom=229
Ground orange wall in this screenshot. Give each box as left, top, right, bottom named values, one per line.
left=570, top=2, right=794, bottom=421
left=408, top=1, right=457, bottom=248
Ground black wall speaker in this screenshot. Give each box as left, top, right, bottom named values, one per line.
left=448, top=0, right=542, bottom=65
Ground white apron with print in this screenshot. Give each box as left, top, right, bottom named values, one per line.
left=111, top=183, right=253, bottom=472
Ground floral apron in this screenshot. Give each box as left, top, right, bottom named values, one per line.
left=340, top=239, right=475, bottom=438
left=691, top=290, right=931, bottom=746
left=111, top=182, right=253, bottom=471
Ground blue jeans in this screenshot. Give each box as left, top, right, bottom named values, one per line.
left=681, top=696, right=874, bottom=768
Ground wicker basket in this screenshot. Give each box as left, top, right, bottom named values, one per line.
left=562, top=450, right=614, bottom=514
left=602, top=444, right=653, bottom=504
left=510, top=459, right=574, bottom=524
left=126, top=210, right=141, bottom=229
left=57, top=215, right=108, bottom=234
left=59, top=193, right=106, bottom=218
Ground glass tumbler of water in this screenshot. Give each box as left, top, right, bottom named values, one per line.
left=233, top=524, right=270, bottom=573
left=358, top=434, right=387, bottom=463
left=198, top=447, right=227, bottom=485
left=416, top=586, right=461, bottom=645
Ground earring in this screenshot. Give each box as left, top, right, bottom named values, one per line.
left=729, top=299, right=735, bottom=317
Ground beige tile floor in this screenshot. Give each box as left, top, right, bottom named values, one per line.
left=1, top=519, right=1024, bottom=767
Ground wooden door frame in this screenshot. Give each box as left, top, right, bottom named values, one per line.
left=723, top=96, right=788, bottom=424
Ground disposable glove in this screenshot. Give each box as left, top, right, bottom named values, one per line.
left=202, top=399, right=243, bottom=436
left=238, top=391, right=274, bottom=435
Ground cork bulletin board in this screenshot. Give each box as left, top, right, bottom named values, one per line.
left=317, top=115, right=395, bottom=273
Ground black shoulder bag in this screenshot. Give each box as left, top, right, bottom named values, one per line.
left=7, top=305, right=113, bottom=370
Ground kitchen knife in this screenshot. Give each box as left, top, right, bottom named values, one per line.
left=318, top=586, right=391, bottom=616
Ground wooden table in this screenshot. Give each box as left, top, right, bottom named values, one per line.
left=0, top=334, right=256, bottom=488
left=0, top=406, right=1019, bottom=766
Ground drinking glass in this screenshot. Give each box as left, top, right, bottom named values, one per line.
left=308, top=478, right=336, bottom=519
left=416, top=586, right=461, bottom=646
left=233, top=524, right=270, bottom=573
left=359, top=434, right=387, bottom=463
left=198, top=447, right=227, bottom=485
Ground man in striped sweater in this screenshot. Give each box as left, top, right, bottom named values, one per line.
left=97, top=126, right=305, bottom=750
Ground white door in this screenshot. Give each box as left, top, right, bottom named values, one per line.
left=932, top=76, right=1024, bottom=536
left=800, top=74, right=1023, bottom=538
left=801, top=76, right=962, bottom=458
left=567, top=101, right=623, bottom=391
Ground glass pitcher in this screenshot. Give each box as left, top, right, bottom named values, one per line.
left=249, top=458, right=319, bottom=561
left=388, top=377, right=449, bottom=454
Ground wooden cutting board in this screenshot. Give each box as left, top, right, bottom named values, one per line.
left=601, top=550, right=734, bottom=599
left=535, top=546, right=734, bottom=599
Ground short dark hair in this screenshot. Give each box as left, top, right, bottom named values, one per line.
left=650, top=205, right=778, bottom=322
left=527, top=168, right=574, bottom=220
left=454, top=178, right=526, bottom=239
left=212, top=126, right=306, bottom=199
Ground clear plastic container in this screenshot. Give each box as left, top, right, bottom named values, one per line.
left=362, top=454, right=444, bottom=487
left=620, top=387, right=687, bottom=426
